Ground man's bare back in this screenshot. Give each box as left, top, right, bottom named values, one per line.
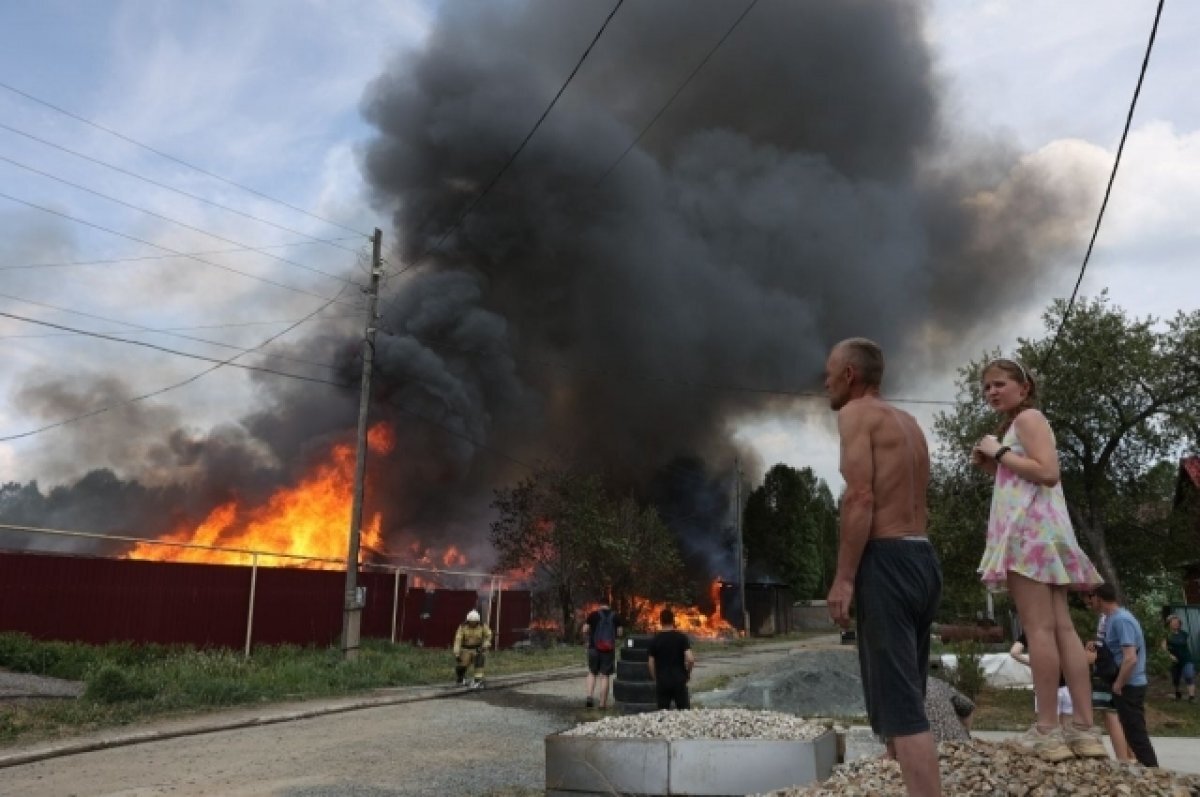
left=824, top=339, right=943, bottom=797
left=842, top=395, right=929, bottom=539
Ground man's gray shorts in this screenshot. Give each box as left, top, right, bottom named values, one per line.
left=854, top=537, right=942, bottom=740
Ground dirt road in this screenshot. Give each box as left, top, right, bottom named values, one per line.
left=0, top=637, right=836, bottom=796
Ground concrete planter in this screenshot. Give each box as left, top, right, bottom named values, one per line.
left=545, top=730, right=837, bottom=796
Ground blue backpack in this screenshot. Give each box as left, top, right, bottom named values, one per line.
left=594, top=609, right=616, bottom=652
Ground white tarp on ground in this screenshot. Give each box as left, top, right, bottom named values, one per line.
left=939, top=653, right=1033, bottom=689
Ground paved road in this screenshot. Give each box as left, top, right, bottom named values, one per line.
left=0, top=639, right=812, bottom=796
left=4, top=637, right=1195, bottom=795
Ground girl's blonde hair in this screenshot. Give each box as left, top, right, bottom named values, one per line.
left=982, top=358, right=1038, bottom=438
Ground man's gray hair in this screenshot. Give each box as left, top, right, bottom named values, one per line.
left=837, top=337, right=884, bottom=388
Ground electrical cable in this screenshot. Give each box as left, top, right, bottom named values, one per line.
left=0, top=314, right=363, bottom=340
left=0, top=289, right=345, bottom=372
left=382, top=325, right=957, bottom=407
left=0, top=154, right=362, bottom=286
left=594, top=0, right=759, bottom=187
left=0, top=122, right=365, bottom=253
left=1038, top=0, right=1165, bottom=371
left=0, top=238, right=361, bottom=271
left=0, top=190, right=363, bottom=309
left=375, top=0, right=625, bottom=297
left=0, top=287, right=358, bottom=443
left=0, top=79, right=367, bottom=236
left=0, top=310, right=348, bottom=388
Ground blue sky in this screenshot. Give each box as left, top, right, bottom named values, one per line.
left=1, top=0, right=1197, bottom=490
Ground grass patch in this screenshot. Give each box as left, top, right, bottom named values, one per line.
left=970, top=677, right=1200, bottom=736
left=0, top=633, right=582, bottom=747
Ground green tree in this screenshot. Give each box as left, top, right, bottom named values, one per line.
left=742, top=464, right=838, bottom=600
left=582, top=496, right=689, bottom=630
left=489, top=467, right=689, bottom=638
left=926, top=461, right=992, bottom=617
left=933, top=294, right=1200, bottom=600
left=489, top=467, right=608, bottom=640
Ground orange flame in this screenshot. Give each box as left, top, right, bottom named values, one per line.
left=579, top=579, right=737, bottom=640
left=125, top=423, right=394, bottom=568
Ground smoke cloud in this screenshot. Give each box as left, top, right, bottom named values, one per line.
left=4, top=0, right=1092, bottom=582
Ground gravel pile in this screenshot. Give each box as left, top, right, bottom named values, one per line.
left=761, top=740, right=1200, bottom=797
left=563, top=708, right=828, bottom=741
left=700, top=649, right=866, bottom=718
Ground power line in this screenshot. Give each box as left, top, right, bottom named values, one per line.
left=0, top=122, right=365, bottom=253
left=385, top=325, right=956, bottom=407
left=0, top=291, right=355, bottom=444
left=0, top=314, right=363, bottom=340
left=377, top=0, right=625, bottom=290
left=0, top=310, right=348, bottom=389
left=0, top=79, right=367, bottom=237
left=0, top=238, right=362, bottom=271
left=1038, top=0, right=1165, bottom=371
left=377, top=0, right=756, bottom=323
left=0, top=190, right=364, bottom=309
left=0, top=301, right=539, bottom=468
left=595, top=0, right=760, bottom=187
left=0, top=154, right=362, bottom=286
left=0, top=290, right=345, bottom=372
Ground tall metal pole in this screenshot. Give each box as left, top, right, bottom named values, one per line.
left=341, top=228, right=383, bottom=660
left=736, top=458, right=748, bottom=635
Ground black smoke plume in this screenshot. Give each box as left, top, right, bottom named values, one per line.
left=4, top=0, right=1090, bottom=582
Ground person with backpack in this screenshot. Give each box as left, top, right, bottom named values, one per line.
left=582, top=603, right=622, bottom=709
left=1089, top=584, right=1158, bottom=767
left=1084, top=590, right=1134, bottom=762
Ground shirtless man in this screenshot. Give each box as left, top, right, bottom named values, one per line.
left=824, top=338, right=943, bottom=797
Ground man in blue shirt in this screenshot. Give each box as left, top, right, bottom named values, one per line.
left=1093, top=584, right=1158, bottom=767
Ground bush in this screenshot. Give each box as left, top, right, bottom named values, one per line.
left=947, top=641, right=987, bottom=700
left=0, top=633, right=98, bottom=679
left=84, top=666, right=158, bottom=704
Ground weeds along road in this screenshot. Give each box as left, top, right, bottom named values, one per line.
left=0, top=637, right=835, bottom=796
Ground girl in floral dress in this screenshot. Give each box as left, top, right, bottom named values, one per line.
left=972, top=358, right=1107, bottom=761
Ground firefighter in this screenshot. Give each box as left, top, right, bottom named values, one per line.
left=452, top=609, right=493, bottom=688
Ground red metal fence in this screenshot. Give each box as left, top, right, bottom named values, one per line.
left=0, top=550, right=528, bottom=650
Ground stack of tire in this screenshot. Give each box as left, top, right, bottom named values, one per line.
left=613, top=633, right=656, bottom=714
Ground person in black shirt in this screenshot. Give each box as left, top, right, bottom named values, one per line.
left=647, top=608, right=695, bottom=710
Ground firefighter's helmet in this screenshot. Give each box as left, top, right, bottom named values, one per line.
left=466, top=610, right=481, bottom=623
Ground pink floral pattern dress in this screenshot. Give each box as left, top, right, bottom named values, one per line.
left=978, top=423, right=1103, bottom=592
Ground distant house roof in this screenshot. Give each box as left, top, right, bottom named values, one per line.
left=1185, top=457, right=1200, bottom=490
left=1179, top=457, right=1200, bottom=507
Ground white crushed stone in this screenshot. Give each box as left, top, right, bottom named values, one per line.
left=761, top=739, right=1200, bottom=797
left=562, top=708, right=828, bottom=741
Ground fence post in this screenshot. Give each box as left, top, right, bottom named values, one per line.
left=397, top=570, right=410, bottom=644
left=495, top=579, right=503, bottom=652
left=391, top=567, right=401, bottom=644
left=244, top=553, right=259, bottom=658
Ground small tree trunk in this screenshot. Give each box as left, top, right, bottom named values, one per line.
left=1073, top=511, right=1123, bottom=600
left=559, top=585, right=575, bottom=643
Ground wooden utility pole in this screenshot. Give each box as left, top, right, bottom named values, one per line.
left=735, top=458, right=749, bottom=636
left=341, top=228, right=383, bottom=660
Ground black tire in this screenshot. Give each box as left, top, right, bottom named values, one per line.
left=618, top=701, right=658, bottom=715
left=619, top=647, right=649, bottom=663
left=613, top=679, right=657, bottom=704
left=617, top=660, right=651, bottom=681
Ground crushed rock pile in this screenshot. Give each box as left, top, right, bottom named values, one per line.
left=563, top=708, right=828, bottom=741
left=760, top=740, right=1200, bottom=797
left=700, top=648, right=866, bottom=718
